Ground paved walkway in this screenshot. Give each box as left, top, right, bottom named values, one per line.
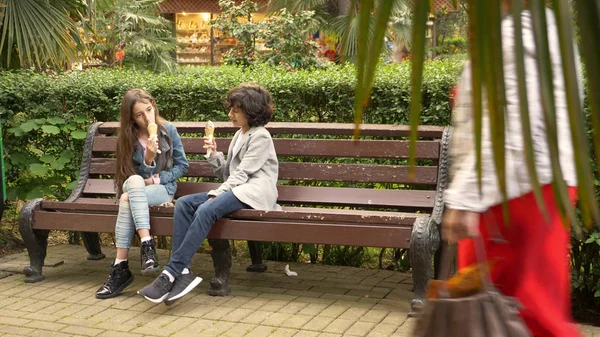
left=0, top=244, right=598, bottom=337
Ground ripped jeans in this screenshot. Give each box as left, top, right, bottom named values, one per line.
left=115, top=175, right=173, bottom=248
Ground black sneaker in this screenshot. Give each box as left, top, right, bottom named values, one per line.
left=141, top=239, right=159, bottom=275
left=96, top=261, right=134, bottom=299
left=138, top=273, right=173, bottom=303
left=164, top=272, right=203, bottom=306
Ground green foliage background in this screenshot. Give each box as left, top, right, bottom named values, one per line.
left=0, top=59, right=462, bottom=201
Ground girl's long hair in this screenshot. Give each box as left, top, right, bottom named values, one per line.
left=115, top=89, right=172, bottom=196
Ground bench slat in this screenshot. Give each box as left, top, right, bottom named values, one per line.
left=32, top=211, right=413, bottom=248
left=89, top=158, right=438, bottom=185
left=92, top=137, right=441, bottom=159
left=98, top=121, right=445, bottom=138
left=42, top=199, right=420, bottom=225
left=82, top=179, right=436, bottom=209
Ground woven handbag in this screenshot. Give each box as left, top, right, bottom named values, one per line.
left=413, top=240, right=532, bottom=337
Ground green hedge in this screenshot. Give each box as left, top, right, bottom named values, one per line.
left=0, top=60, right=462, bottom=200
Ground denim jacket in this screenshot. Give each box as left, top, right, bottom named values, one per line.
left=132, top=122, right=189, bottom=195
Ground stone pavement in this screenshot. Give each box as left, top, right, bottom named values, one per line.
left=0, top=244, right=598, bottom=337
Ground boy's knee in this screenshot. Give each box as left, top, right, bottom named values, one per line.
left=195, top=203, right=216, bottom=219
left=176, top=193, right=202, bottom=209
left=120, top=193, right=129, bottom=202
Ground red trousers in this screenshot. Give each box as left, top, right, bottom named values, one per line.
left=458, top=184, right=580, bottom=337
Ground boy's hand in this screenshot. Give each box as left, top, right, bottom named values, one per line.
left=204, top=137, right=217, bottom=157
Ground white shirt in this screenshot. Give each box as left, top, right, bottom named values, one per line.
left=230, top=131, right=247, bottom=163
left=444, top=9, right=580, bottom=213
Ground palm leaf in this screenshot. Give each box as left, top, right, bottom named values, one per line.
left=553, top=0, right=599, bottom=229
left=267, top=0, right=326, bottom=12
left=511, top=0, right=549, bottom=219
left=337, top=0, right=358, bottom=64
left=575, top=0, right=600, bottom=192
left=484, top=0, right=509, bottom=221
left=389, top=1, right=412, bottom=49
left=352, top=0, right=373, bottom=137
left=0, top=0, right=81, bottom=69
left=405, top=0, right=430, bottom=175
left=531, top=0, right=578, bottom=233
left=362, top=0, right=395, bottom=95
left=467, top=0, right=484, bottom=194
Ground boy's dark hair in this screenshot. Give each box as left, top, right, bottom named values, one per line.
left=226, top=83, right=274, bottom=127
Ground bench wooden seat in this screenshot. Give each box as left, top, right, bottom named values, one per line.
left=19, top=121, right=450, bottom=316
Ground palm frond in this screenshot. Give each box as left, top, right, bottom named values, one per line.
left=0, top=0, right=82, bottom=69
left=531, top=0, right=578, bottom=231
left=267, top=0, right=327, bottom=12
left=576, top=0, right=600, bottom=187
left=553, top=0, right=599, bottom=229
left=511, top=0, right=548, bottom=219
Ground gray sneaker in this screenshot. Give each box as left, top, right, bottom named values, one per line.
left=164, top=272, right=203, bottom=306
left=138, top=273, right=173, bottom=304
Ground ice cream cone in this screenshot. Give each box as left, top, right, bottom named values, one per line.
left=147, top=122, right=161, bottom=154
left=205, top=121, right=215, bottom=158
left=147, top=122, right=158, bottom=136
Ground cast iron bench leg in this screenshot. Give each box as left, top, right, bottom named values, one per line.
left=18, top=199, right=48, bottom=283
left=207, top=238, right=231, bottom=296
left=246, top=240, right=267, bottom=272
left=409, top=216, right=441, bottom=317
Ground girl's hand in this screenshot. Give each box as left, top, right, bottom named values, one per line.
left=442, top=208, right=480, bottom=243
left=203, top=136, right=217, bottom=157
left=144, top=178, right=153, bottom=185
left=145, top=137, right=159, bottom=164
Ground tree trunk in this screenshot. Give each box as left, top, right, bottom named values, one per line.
left=337, top=0, right=352, bottom=16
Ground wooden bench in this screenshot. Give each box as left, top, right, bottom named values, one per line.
left=19, top=122, right=450, bottom=315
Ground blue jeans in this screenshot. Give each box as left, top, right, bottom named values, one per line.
left=115, top=175, right=173, bottom=249
left=164, top=191, right=249, bottom=278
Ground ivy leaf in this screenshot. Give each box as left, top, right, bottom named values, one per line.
left=41, top=125, right=61, bottom=135
left=29, top=164, right=48, bottom=177
left=65, top=181, right=77, bottom=190
left=74, top=115, right=88, bottom=123
left=40, top=155, right=55, bottom=163
left=7, top=127, right=24, bottom=136
left=33, top=118, right=46, bottom=124
left=71, top=130, right=87, bottom=139
left=20, top=121, right=39, bottom=132
left=50, top=161, right=65, bottom=170
left=9, top=152, right=29, bottom=165
left=25, top=189, right=44, bottom=199
left=47, top=117, right=66, bottom=125
left=62, top=124, right=77, bottom=131
left=58, top=150, right=74, bottom=164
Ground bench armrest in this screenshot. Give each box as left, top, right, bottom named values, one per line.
left=430, top=127, right=451, bottom=227
left=65, top=122, right=104, bottom=203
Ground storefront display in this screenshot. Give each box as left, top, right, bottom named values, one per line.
left=174, top=12, right=270, bottom=66
left=175, top=12, right=213, bottom=65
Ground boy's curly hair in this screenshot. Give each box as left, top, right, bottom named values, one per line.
left=226, top=83, right=274, bottom=127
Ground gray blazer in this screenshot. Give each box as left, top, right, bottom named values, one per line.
left=207, top=126, right=280, bottom=211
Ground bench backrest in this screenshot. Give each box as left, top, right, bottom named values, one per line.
left=83, top=122, right=448, bottom=212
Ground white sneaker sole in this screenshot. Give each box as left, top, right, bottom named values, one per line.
left=141, top=266, right=160, bottom=275
left=166, top=277, right=202, bottom=303
left=138, top=291, right=170, bottom=304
